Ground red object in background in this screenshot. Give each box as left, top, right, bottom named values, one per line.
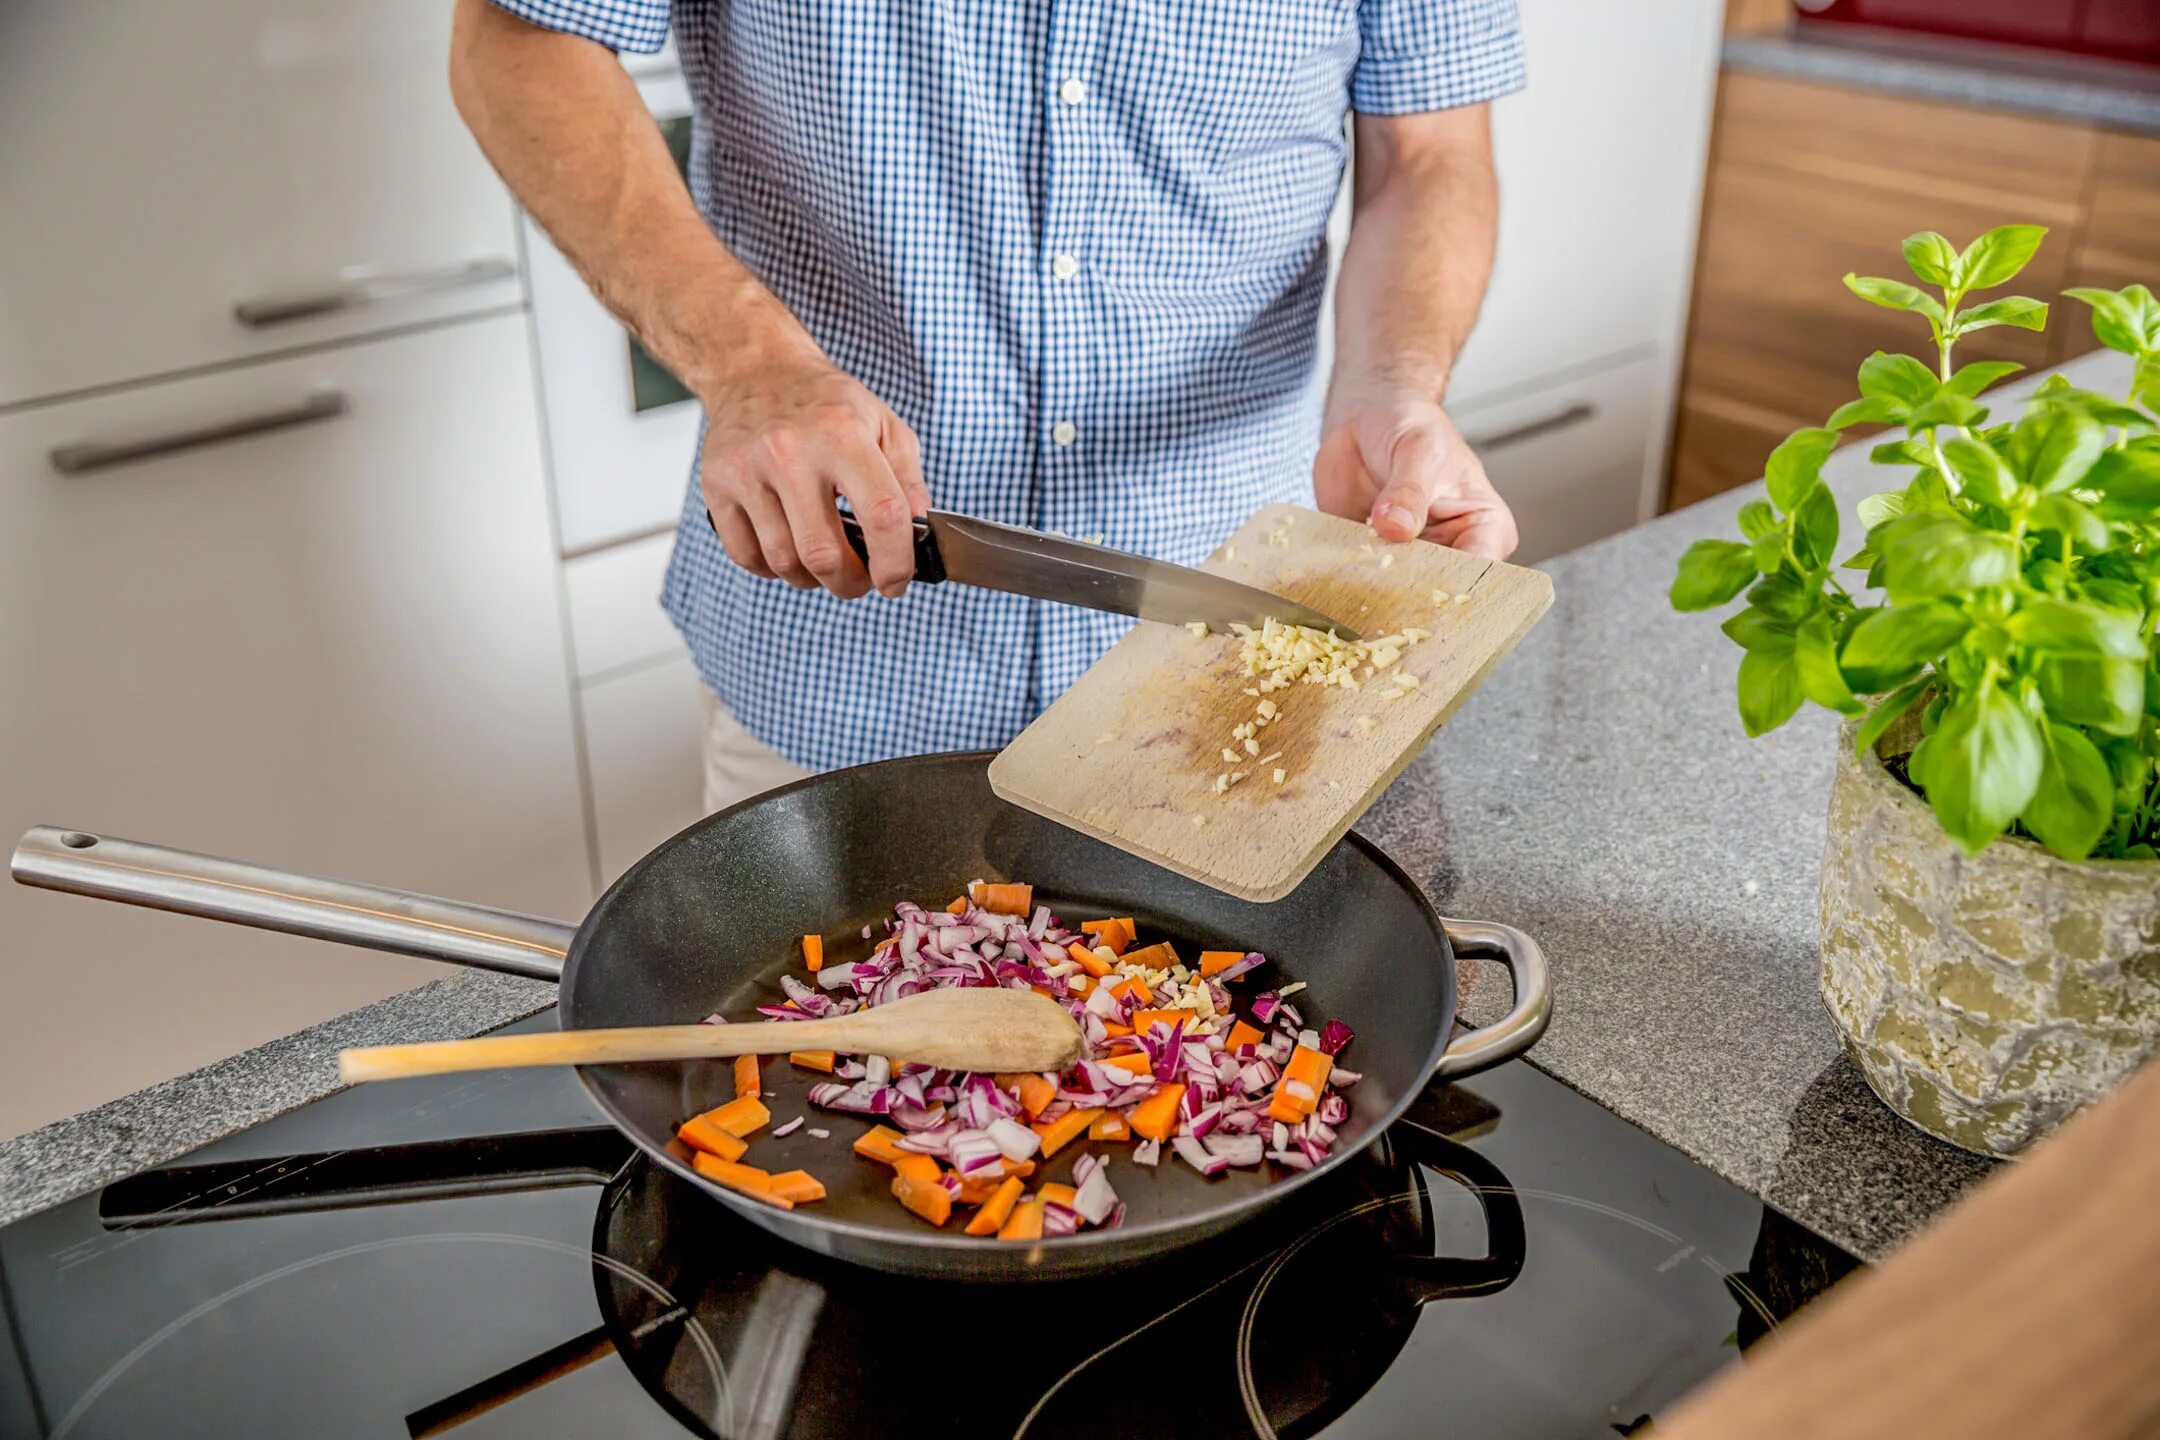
left=1797, top=0, right=2160, bottom=67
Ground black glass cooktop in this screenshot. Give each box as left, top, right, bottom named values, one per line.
left=0, top=1014, right=1855, bottom=1439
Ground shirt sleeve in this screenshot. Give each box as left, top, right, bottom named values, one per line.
left=1351, top=0, right=1527, bottom=115
left=486, top=0, right=670, bottom=55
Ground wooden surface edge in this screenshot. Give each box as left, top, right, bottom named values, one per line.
left=1654, top=1055, right=2160, bottom=1440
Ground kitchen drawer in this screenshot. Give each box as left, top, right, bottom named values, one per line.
left=580, top=655, right=709, bottom=885
left=563, top=531, right=686, bottom=681
left=0, top=313, right=590, bottom=1137
left=1453, top=355, right=1658, bottom=565
left=0, top=1, right=522, bottom=407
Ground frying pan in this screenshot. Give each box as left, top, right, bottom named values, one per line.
left=13, top=751, right=1547, bottom=1279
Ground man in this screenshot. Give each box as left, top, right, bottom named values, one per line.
left=451, top=0, right=1524, bottom=812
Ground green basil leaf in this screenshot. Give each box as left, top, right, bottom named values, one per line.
left=1922, top=682, right=2043, bottom=852
left=1844, top=274, right=1947, bottom=326
left=1736, top=648, right=1804, bottom=737
left=1669, top=539, right=1758, bottom=612
left=1872, top=437, right=1934, bottom=469
left=1938, top=435, right=2018, bottom=507
left=1721, top=606, right=1796, bottom=655
left=1941, top=360, right=2025, bottom=399
left=2030, top=384, right=2155, bottom=432
left=2025, top=493, right=2111, bottom=553
left=1764, top=428, right=1840, bottom=513
left=1736, top=499, right=1778, bottom=541
left=1854, top=677, right=1932, bottom=761
left=1855, top=490, right=1906, bottom=531
left=1750, top=529, right=1787, bottom=571
left=1876, top=513, right=2021, bottom=601
left=1857, top=351, right=1941, bottom=406
left=1950, top=296, right=2048, bottom=335
left=1747, top=570, right=1816, bottom=622
left=1796, top=611, right=1863, bottom=715
left=1957, top=224, right=2048, bottom=290
left=1827, top=395, right=1906, bottom=431
left=1840, top=545, right=1878, bottom=573
left=2134, top=351, right=2160, bottom=413
left=1792, top=480, right=1841, bottom=569
left=2036, top=656, right=2145, bottom=736
left=2021, top=723, right=2116, bottom=860
left=2063, top=284, right=2160, bottom=355
left=1905, top=393, right=1988, bottom=430
left=2086, top=440, right=2160, bottom=522
left=1902, top=230, right=1960, bottom=287
left=1842, top=602, right=1969, bottom=673
left=2005, top=406, right=2107, bottom=493
left=2004, top=597, right=2148, bottom=660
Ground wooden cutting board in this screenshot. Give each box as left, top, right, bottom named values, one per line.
left=988, top=505, right=1554, bottom=901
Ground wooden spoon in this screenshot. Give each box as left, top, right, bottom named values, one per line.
left=337, top=985, right=1086, bottom=1084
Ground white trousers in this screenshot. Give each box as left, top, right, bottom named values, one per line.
left=701, top=689, right=811, bottom=815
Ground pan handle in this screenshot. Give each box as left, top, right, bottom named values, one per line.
left=1431, top=919, right=1551, bottom=1079
left=10, top=825, right=576, bottom=982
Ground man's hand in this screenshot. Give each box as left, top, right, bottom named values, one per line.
left=698, top=335, right=930, bottom=598
left=1313, top=386, right=1518, bottom=559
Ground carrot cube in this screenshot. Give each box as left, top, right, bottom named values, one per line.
left=1038, top=1182, right=1077, bottom=1211
left=890, top=1152, right=942, bottom=1186
left=965, top=1175, right=1026, bottom=1235
left=1108, top=976, right=1153, bottom=1005
left=1267, top=1044, right=1333, bottom=1123
left=1089, top=1112, right=1131, bottom=1142
left=970, top=881, right=1034, bottom=916
left=1066, top=941, right=1114, bottom=977
left=766, top=1170, right=827, bottom=1205
left=1079, top=918, right=1136, bottom=956
left=1102, top=1052, right=1155, bottom=1076
left=1225, top=1020, right=1264, bottom=1052
left=1199, top=950, right=1248, bottom=978
left=892, top=1173, right=953, bottom=1227
left=789, top=1050, right=837, bottom=1072
left=1130, top=1007, right=1196, bottom=1036
left=997, top=1196, right=1044, bottom=1241
left=802, top=934, right=824, bottom=972
left=1031, top=1107, right=1102, bottom=1158
left=946, top=895, right=970, bottom=915
left=1015, top=1073, right=1057, bottom=1119
left=733, top=1055, right=761, bottom=1100
left=852, top=1125, right=909, bottom=1165
left=675, top=1115, right=748, bottom=1162
left=1121, top=942, right=1180, bottom=971
left=703, top=1096, right=771, bottom=1138
left=691, top=1152, right=792, bottom=1209
left=1128, top=1084, right=1186, bottom=1142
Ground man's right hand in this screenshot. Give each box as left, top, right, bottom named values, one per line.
left=697, top=336, right=930, bottom=600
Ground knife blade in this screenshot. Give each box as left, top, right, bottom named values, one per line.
left=839, top=509, right=1362, bottom=641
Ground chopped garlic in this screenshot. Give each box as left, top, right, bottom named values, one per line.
left=1214, top=773, right=1229, bottom=793
left=1394, top=672, right=1420, bottom=688
left=1379, top=552, right=1395, bottom=569
left=1225, top=544, right=1237, bottom=561
left=1453, top=593, right=1471, bottom=605
left=1243, top=737, right=1259, bottom=756
left=1256, top=699, right=1278, bottom=720
left=1258, top=750, right=1281, bottom=765
left=1271, top=767, right=1287, bottom=784
left=1242, top=686, right=1259, bottom=697
left=1186, top=621, right=1210, bottom=638
left=1278, top=981, right=1309, bottom=999
left=1432, top=588, right=1452, bottom=604
left=1222, top=747, right=1239, bottom=762
left=1192, top=814, right=1207, bottom=827
left=1355, top=715, right=1376, bottom=734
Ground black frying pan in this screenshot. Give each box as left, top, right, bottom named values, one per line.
left=14, top=751, right=1547, bottom=1279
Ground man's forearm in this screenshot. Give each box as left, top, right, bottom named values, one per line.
left=448, top=0, right=809, bottom=395
left=1327, top=106, right=1500, bottom=409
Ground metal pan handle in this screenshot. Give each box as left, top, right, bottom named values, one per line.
left=10, top=826, right=575, bottom=982
left=1432, top=919, right=1551, bottom=1079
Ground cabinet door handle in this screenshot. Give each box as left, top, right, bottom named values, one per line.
left=232, top=256, right=516, bottom=328
left=48, top=390, right=349, bottom=474
left=1466, top=402, right=1595, bottom=454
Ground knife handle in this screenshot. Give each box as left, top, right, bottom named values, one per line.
left=838, top=510, right=947, bottom=584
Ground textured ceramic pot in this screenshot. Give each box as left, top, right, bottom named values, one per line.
left=1817, top=716, right=2160, bottom=1156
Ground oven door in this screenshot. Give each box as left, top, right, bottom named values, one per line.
left=525, top=68, right=702, bottom=555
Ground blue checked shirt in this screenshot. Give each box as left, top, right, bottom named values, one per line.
left=497, top=0, right=1525, bottom=771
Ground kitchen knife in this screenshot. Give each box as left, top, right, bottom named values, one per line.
left=837, top=509, right=1362, bottom=639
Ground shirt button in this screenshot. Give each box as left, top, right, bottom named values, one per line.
left=1051, top=420, right=1078, bottom=447
left=1058, top=76, right=1087, bottom=107
left=1051, top=253, right=1080, bottom=281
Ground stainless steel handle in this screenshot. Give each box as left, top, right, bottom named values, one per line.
left=1433, top=918, right=1552, bottom=1078
left=1466, top=402, right=1595, bottom=455
left=48, top=391, right=348, bottom=475
left=11, top=826, right=575, bottom=982
left=233, top=256, right=517, bottom=328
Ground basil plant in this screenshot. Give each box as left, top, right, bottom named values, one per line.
left=1671, top=225, right=2160, bottom=861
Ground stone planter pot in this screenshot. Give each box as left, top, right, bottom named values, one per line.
left=1817, top=716, right=2160, bottom=1156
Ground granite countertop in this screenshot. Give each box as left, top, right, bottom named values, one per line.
left=0, top=350, right=2131, bottom=1255
left=1724, top=23, right=2160, bottom=135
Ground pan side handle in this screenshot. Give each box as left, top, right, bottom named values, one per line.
left=1432, top=919, right=1551, bottom=1079
left=11, top=826, right=575, bottom=982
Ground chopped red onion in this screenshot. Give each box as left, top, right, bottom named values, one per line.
left=896, top=1130, right=951, bottom=1156
left=987, top=1117, right=1041, bottom=1162
left=1041, top=1202, right=1080, bottom=1237
left=1318, top=1093, right=1350, bottom=1125
left=815, top=962, right=860, bottom=991
left=807, top=1128, right=830, bottom=1139
left=770, top=1116, right=804, bottom=1139
left=1249, top=990, right=1282, bottom=1025
left=1211, top=951, right=1267, bottom=983
left=1203, top=1133, right=1265, bottom=1167
left=1297, top=1027, right=1321, bottom=1052
left=1317, top=1019, right=1355, bottom=1056
left=1171, top=1135, right=1228, bottom=1176
left=1328, top=1067, right=1361, bottom=1088
left=1133, top=1138, right=1162, bottom=1167
left=890, top=1102, right=947, bottom=1132
left=947, top=1129, right=1007, bottom=1175
left=1073, top=1163, right=1119, bottom=1224
left=831, top=1059, right=867, bottom=1082
left=1265, top=1148, right=1313, bottom=1170
left=1186, top=1103, right=1224, bottom=1139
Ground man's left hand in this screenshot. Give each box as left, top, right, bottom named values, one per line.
left=1312, top=388, right=1518, bottom=560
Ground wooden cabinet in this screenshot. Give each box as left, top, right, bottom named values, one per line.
left=1668, top=69, right=2160, bottom=510
left=0, top=314, right=590, bottom=1135
left=0, top=0, right=522, bottom=407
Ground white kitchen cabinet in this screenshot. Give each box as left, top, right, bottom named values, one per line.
left=0, top=313, right=591, bottom=1138
left=579, top=655, right=708, bottom=885
left=0, top=0, right=522, bottom=408
left=563, top=531, right=685, bottom=681
left=1453, top=352, right=1660, bottom=565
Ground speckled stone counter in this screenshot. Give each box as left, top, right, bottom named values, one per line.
left=1724, top=25, right=2160, bottom=135
left=0, top=351, right=2129, bottom=1253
